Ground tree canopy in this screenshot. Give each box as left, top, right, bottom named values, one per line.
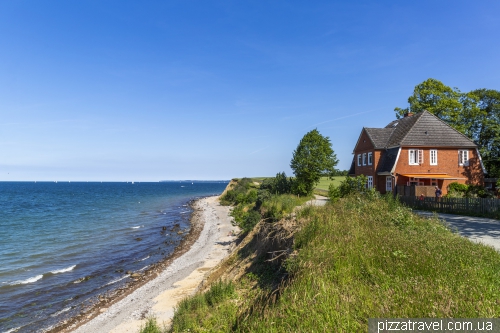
left=395, top=78, right=500, bottom=177
left=290, top=129, right=338, bottom=196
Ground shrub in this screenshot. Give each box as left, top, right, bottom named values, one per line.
left=259, top=172, right=293, bottom=195
left=256, top=189, right=271, bottom=208
left=328, top=183, right=341, bottom=202
left=230, top=205, right=246, bottom=224
left=246, top=189, right=258, bottom=204
left=241, top=210, right=261, bottom=232
left=139, top=317, right=165, bottom=333
left=328, top=175, right=370, bottom=202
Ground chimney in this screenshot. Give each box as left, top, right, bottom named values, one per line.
left=404, top=112, right=414, bottom=117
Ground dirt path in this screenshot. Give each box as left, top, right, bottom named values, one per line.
left=307, top=194, right=328, bottom=206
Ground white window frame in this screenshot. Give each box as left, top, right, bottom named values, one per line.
left=409, top=149, right=423, bottom=165
left=386, top=176, right=392, bottom=191
left=357, top=154, right=361, bottom=166
left=367, top=176, right=373, bottom=189
left=368, top=152, right=373, bottom=165
left=430, top=149, right=438, bottom=165
left=459, top=150, right=469, bottom=166
left=362, top=153, right=367, bottom=166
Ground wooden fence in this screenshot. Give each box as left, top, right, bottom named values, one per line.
left=398, top=196, right=500, bottom=218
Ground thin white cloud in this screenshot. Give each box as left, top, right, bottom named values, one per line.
left=249, top=146, right=270, bottom=155
left=305, top=109, right=379, bottom=130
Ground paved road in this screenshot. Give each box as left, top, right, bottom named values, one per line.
left=415, top=211, right=500, bottom=251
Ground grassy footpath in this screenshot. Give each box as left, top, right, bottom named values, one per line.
left=141, top=188, right=500, bottom=332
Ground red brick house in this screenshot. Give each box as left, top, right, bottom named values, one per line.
left=348, top=111, right=485, bottom=195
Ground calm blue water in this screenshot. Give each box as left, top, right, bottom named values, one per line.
left=0, top=181, right=228, bottom=333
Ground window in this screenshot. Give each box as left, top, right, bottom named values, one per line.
left=362, top=153, right=366, bottom=166
left=408, top=177, right=424, bottom=186
left=459, top=150, right=469, bottom=166
left=430, top=149, right=438, bottom=165
left=368, top=152, right=373, bottom=165
left=409, top=149, right=423, bottom=165
left=357, top=154, right=361, bottom=166
left=430, top=179, right=438, bottom=186
left=367, top=176, right=373, bottom=189
left=386, top=176, right=392, bottom=191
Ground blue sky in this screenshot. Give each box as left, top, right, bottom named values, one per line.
left=1, top=1, right=499, bottom=181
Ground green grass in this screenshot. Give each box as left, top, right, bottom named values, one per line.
left=158, top=194, right=500, bottom=333
left=169, top=280, right=237, bottom=333
left=314, top=176, right=344, bottom=191
left=138, top=317, right=167, bottom=333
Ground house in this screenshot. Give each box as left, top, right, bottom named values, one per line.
left=348, top=111, right=485, bottom=196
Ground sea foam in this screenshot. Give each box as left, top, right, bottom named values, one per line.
left=50, top=265, right=76, bottom=274
left=10, top=274, right=43, bottom=285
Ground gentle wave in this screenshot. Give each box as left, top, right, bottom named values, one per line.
left=139, top=256, right=150, bottom=261
left=5, top=327, right=21, bottom=333
left=10, top=274, right=43, bottom=286
left=131, top=225, right=144, bottom=229
left=105, top=275, right=128, bottom=286
left=50, top=265, right=76, bottom=274
left=50, top=306, right=71, bottom=317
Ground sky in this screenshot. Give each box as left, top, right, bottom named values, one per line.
left=1, top=1, right=499, bottom=181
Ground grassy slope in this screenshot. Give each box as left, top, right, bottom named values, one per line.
left=161, top=194, right=500, bottom=332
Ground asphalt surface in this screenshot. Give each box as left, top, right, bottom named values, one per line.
left=415, top=211, right=500, bottom=251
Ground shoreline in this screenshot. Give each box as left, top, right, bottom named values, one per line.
left=50, top=195, right=238, bottom=333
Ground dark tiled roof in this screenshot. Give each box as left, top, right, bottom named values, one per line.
left=376, top=147, right=400, bottom=173
left=364, top=128, right=394, bottom=148
left=348, top=157, right=355, bottom=175
left=384, top=111, right=477, bottom=148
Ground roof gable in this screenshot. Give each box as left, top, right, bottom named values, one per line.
left=385, top=111, right=477, bottom=148
left=364, top=128, right=394, bottom=149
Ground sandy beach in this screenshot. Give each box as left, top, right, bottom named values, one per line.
left=62, top=195, right=238, bottom=333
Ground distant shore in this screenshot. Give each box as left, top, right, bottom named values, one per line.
left=51, top=195, right=238, bottom=333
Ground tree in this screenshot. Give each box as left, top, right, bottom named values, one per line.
left=394, top=78, right=467, bottom=132
left=290, top=129, right=338, bottom=196
left=469, top=89, right=500, bottom=177
left=395, top=78, right=500, bottom=177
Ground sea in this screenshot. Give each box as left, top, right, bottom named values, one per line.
left=0, top=181, right=229, bottom=333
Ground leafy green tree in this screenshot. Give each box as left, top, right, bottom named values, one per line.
left=395, top=78, right=500, bottom=177
left=394, top=78, right=467, bottom=132
left=469, top=89, right=500, bottom=177
left=290, top=129, right=338, bottom=196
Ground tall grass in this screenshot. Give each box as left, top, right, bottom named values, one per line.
left=238, top=195, right=500, bottom=332
left=152, top=194, right=500, bottom=332
left=168, top=280, right=237, bottom=332
left=260, top=194, right=309, bottom=221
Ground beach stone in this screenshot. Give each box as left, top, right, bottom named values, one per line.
left=135, top=237, right=142, bottom=241
left=130, top=273, right=141, bottom=278
left=100, top=308, right=108, bottom=313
